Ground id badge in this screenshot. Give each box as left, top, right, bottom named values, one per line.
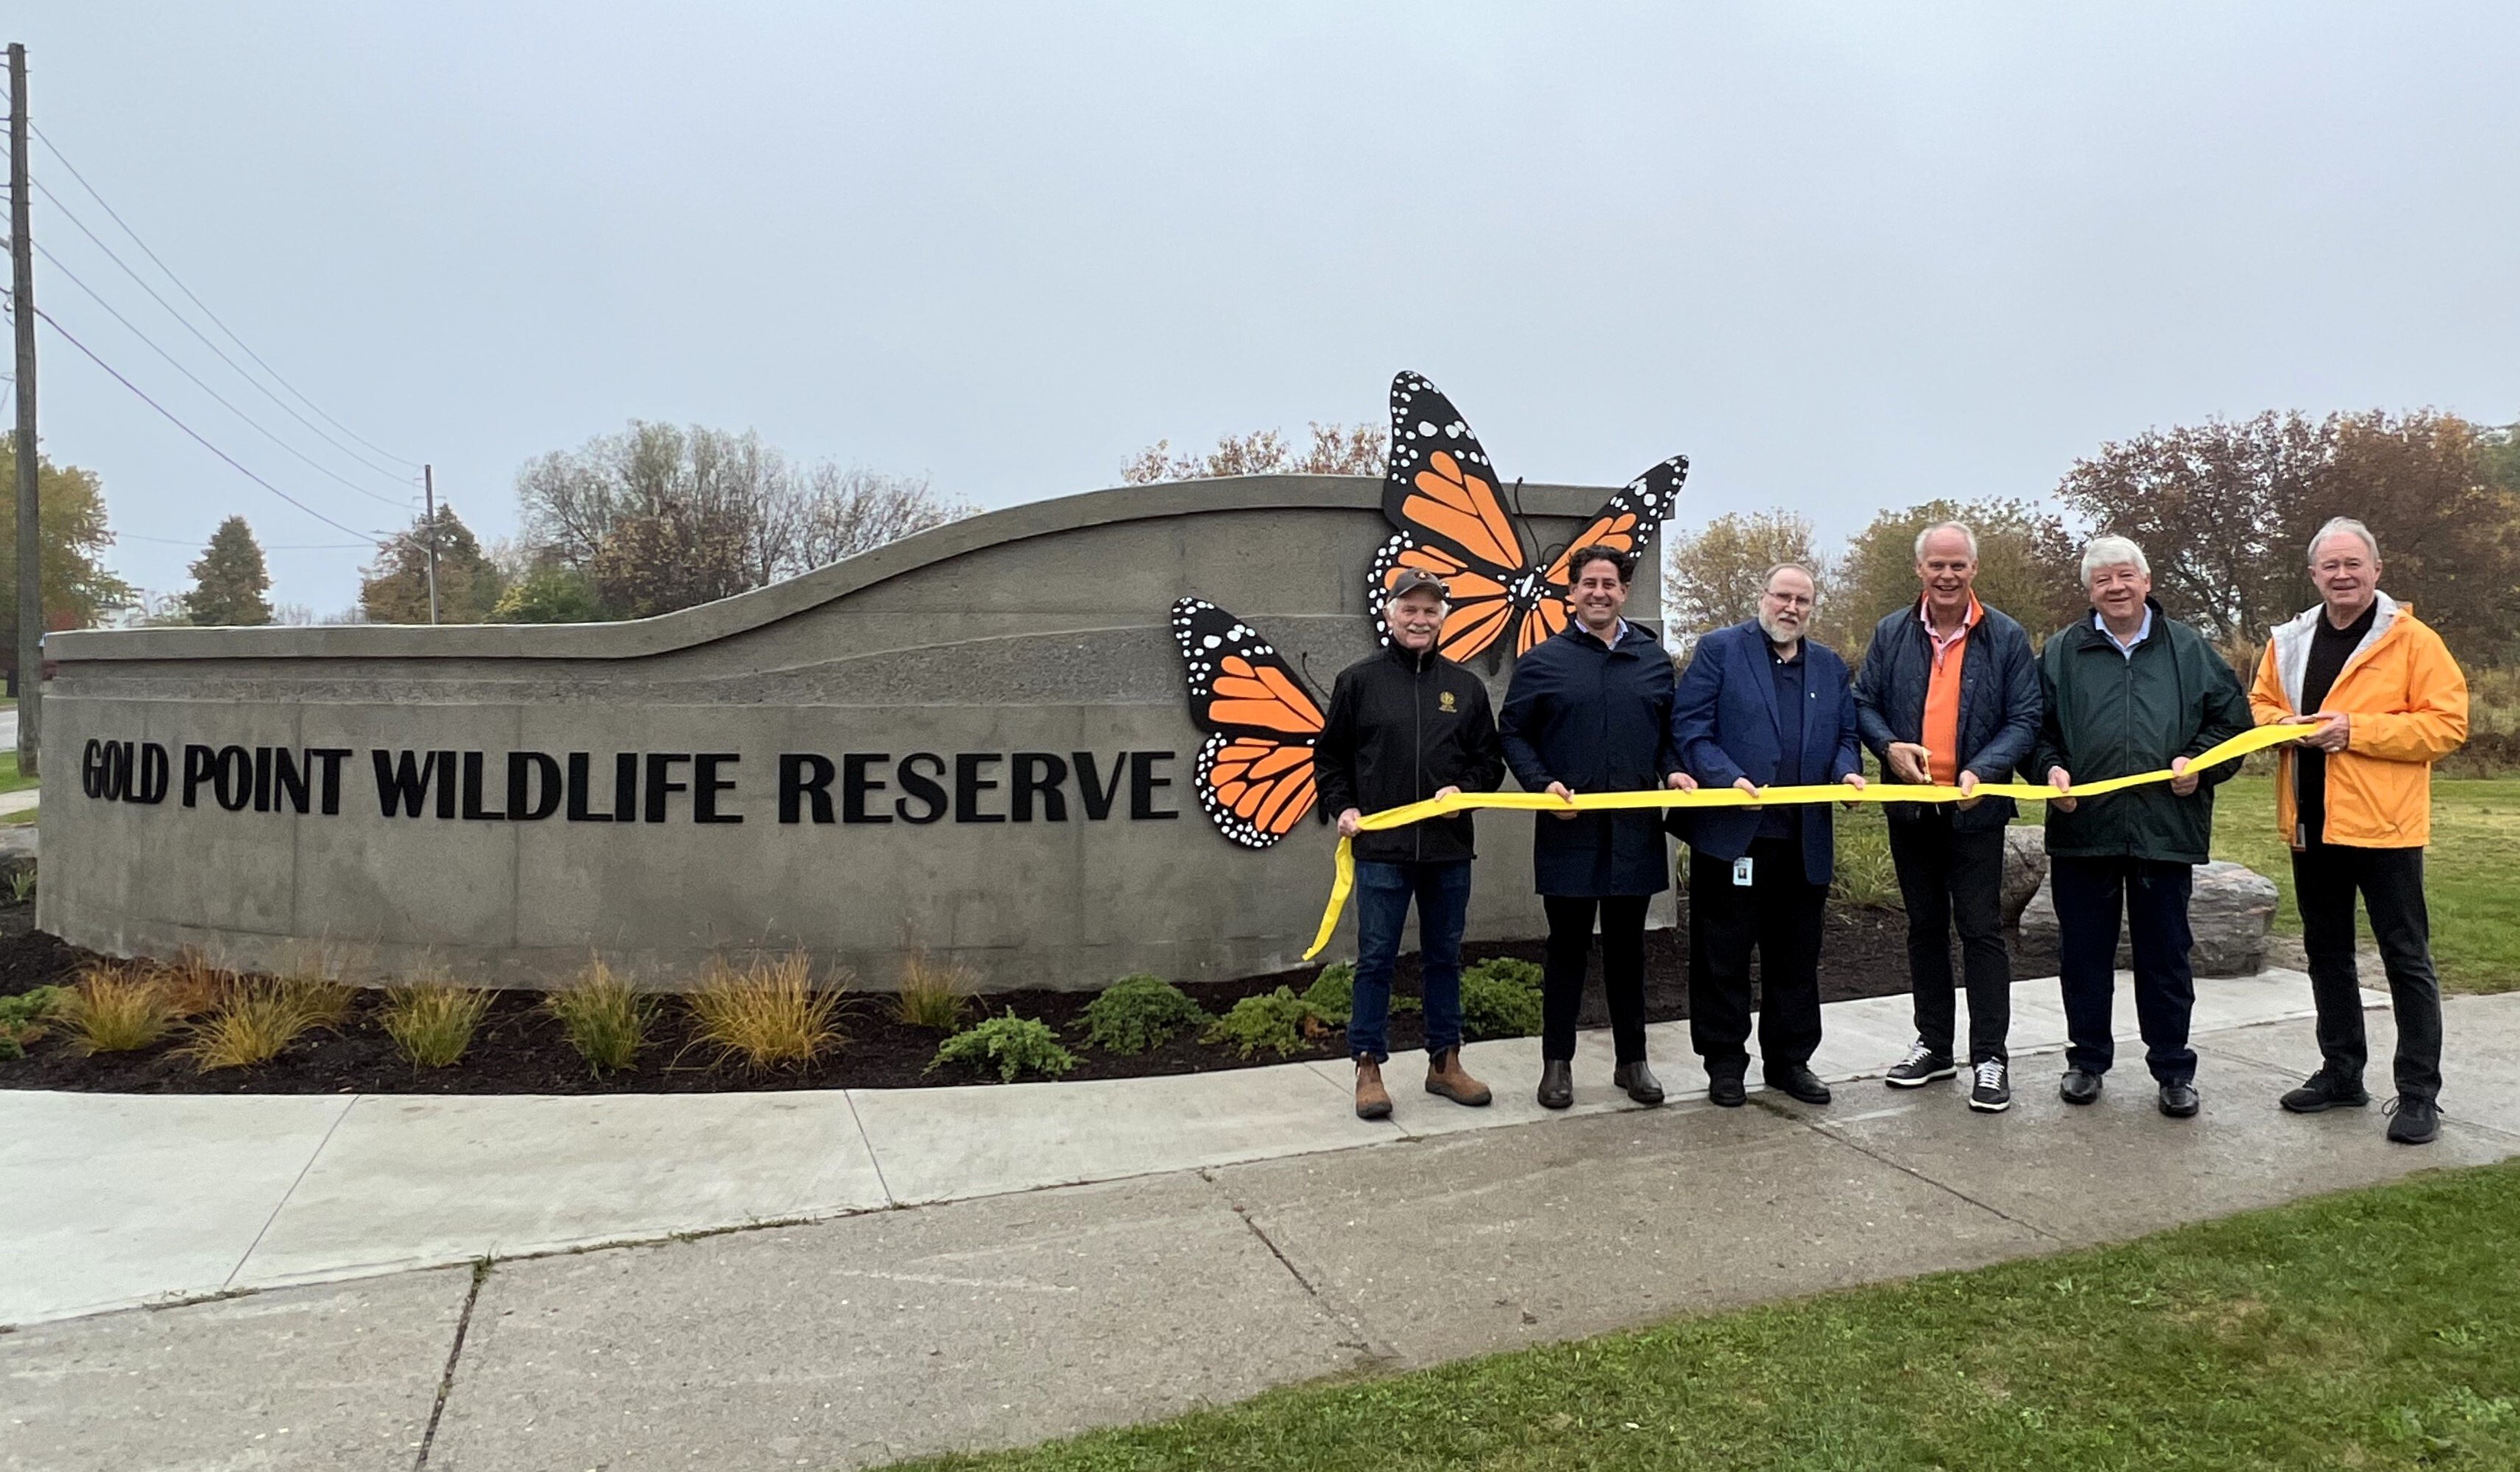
left=1732, top=856, right=1754, bottom=887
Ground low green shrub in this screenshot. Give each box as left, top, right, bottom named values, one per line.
left=1079, top=973, right=1207, bottom=1054
left=929, top=1009, right=1077, bottom=1082
left=1298, top=961, right=1417, bottom=1028
left=0, top=984, right=67, bottom=1061
left=1203, top=986, right=1317, bottom=1059
left=1461, top=958, right=1546, bottom=1040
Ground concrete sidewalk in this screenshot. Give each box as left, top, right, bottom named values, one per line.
left=6, top=967, right=2343, bottom=1326
left=4, top=990, right=2516, bottom=1472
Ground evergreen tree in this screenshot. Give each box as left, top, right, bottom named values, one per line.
left=360, top=503, right=503, bottom=623
left=183, top=516, right=273, bottom=627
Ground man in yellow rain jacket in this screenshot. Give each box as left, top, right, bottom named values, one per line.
left=2251, top=516, right=2468, bottom=1146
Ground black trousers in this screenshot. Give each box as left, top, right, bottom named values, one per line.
left=1887, top=813, right=2012, bottom=1064
left=2054, top=855, right=2196, bottom=1084
left=1688, top=837, right=1826, bottom=1077
left=1541, top=894, right=1651, bottom=1063
left=2293, top=841, right=2444, bottom=1102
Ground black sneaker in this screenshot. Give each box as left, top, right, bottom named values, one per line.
left=2280, top=1070, right=2370, bottom=1114
left=2059, top=1068, right=2104, bottom=1106
left=1968, top=1059, right=2012, bottom=1113
left=1886, top=1040, right=1958, bottom=1089
left=2385, top=1096, right=2440, bottom=1145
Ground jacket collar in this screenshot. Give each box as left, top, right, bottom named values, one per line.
left=1381, top=639, right=1445, bottom=674
left=2065, top=596, right=2168, bottom=653
left=2269, top=592, right=2401, bottom=712
left=1557, top=616, right=1654, bottom=654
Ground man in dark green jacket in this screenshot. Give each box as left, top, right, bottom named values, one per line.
left=2032, top=536, right=2252, bottom=1119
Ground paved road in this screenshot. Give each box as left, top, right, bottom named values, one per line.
left=0, top=707, right=18, bottom=752
left=4, top=993, right=2516, bottom=1472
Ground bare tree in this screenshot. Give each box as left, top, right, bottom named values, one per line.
left=1660, top=510, right=1834, bottom=654
left=1121, top=421, right=1386, bottom=483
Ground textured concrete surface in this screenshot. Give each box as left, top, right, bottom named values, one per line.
left=0, top=1268, right=472, bottom=1472
left=0, top=1092, right=353, bottom=1325
left=427, top=1171, right=1366, bottom=1472
left=41, top=476, right=1653, bottom=990
left=0, top=972, right=2348, bottom=1327
left=1216, top=1098, right=2052, bottom=1368
left=2201, top=990, right=2520, bottom=1139
left=10, top=994, right=2520, bottom=1471
left=234, top=1092, right=892, bottom=1289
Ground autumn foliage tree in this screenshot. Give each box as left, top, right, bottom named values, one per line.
left=0, top=434, right=133, bottom=664
left=1659, top=510, right=1833, bottom=654
left=1833, top=497, right=2084, bottom=655
left=513, top=421, right=972, bottom=620
left=360, top=504, right=503, bottom=623
left=2059, top=409, right=2520, bottom=662
left=1121, top=422, right=1387, bottom=483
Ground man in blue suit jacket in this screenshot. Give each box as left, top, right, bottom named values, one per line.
left=1669, top=561, right=1866, bottom=1107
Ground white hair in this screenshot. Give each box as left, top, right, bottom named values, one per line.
left=2079, top=535, right=2149, bottom=588
left=1913, top=521, right=1979, bottom=561
left=2308, top=516, right=2381, bottom=566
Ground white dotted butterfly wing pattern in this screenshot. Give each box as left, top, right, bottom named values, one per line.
left=1520, top=453, right=1693, bottom=656
left=1370, top=371, right=1538, bottom=665
left=1169, top=597, right=1327, bottom=850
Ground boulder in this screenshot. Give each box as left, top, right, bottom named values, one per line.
left=2001, top=826, right=2047, bottom=926
left=2015, top=859, right=2278, bottom=977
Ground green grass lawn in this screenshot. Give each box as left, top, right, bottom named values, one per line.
left=893, top=1160, right=2520, bottom=1472
left=2213, top=776, right=2520, bottom=995
left=0, top=752, right=35, bottom=798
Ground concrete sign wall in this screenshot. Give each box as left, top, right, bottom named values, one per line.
left=41, top=475, right=1665, bottom=991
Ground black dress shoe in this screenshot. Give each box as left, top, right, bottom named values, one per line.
left=2281, top=1070, right=2370, bottom=1113
left=2158, top=1080, right=2201, bottom=1118
left=1765, top=1063, right=1831, bottom=1105
left=2059, top=1068, right=2104, bottom=1106
left=1707, top=1072, right=1747, bottom=1107
left=1537, top=1058, right=1574, bottom=1110
left=1612, top=1061, right=1665, bottom=1107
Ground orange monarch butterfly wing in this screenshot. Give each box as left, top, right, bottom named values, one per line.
left=1171, top=597, right=1328, bottom=849
left=1375, top=371, right=1533, bottom=664
left=1528, top=455, right=1691, bottom=654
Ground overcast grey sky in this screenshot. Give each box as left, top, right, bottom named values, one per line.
left=13, top=2, right=2519, bottom=616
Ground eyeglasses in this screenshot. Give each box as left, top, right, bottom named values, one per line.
left=1763, top=592, right=1814, bottom=609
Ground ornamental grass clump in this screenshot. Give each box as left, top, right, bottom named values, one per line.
left=928, top=1009, right=1077, bottom=1082
left=1460, top=957, right=1546, bottom=1040
left=894, top=947, right=977, bottom=1032
left=380, top=977, right=494, bottom=1068
left=545, top=956, right=655, bottom=1074
left=154, top=949, right=238, bottom=1018
left=1079, top=973, right=1207, bottom=1054
left=60, top=965, right=178, bottom=1054
left=1202, top=986, right=1317, bottom=1059
left=685, top=951, right=847, bottom=1070
left=184, top=978, right=339, bottom=1070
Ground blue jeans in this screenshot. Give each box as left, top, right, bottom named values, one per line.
left=2054, top=855, right=2197, bottom=1084
left=1351, top=859, right=1473, bottom=1062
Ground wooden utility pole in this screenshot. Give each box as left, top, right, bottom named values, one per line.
left=421, top=463, right=439, bottom=623
left=8, top=43, right=39, bottom=777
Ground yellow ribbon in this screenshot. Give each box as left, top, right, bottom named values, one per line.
left=1301, top=721, right=2303, bottom=961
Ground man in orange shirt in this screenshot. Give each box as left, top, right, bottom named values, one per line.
left=2252, top=517, right=2468, bottom=1145
left=1854, top=522, right=2043, bottom=1112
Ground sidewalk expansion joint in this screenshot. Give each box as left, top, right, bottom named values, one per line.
left=1207, top=1176, right=1397, bottom=1364
left=1778, top=1106, right=2068, bottom=1245
left=225, top=1092, right=360, bottom=1289
left=413, top=1258, right=489, bottom=1471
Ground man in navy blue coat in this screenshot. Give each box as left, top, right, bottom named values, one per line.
left=1500, top=544, right=1684, bottom=1111
left=1669, top=561, right=1866, bottom=1107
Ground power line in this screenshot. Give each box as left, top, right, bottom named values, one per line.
left=15, top=298, right=387, bottom=540
left=33, top=242, right=416, bottom=509
left=29, top=121, right=425, bottom=473
left=118, top=531, right=377, bottom=550
left=28, top=175, right=419, bottom=492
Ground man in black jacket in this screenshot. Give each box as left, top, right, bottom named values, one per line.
left=1314, top=569, right=1508, bottom=1120
left=1853, top=522, right=2043, bottom=1113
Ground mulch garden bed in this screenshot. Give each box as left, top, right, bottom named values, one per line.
left=0, top=898, right=2019, bottom=1096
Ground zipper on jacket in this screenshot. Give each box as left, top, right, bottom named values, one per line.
left=1413, top=655, right=1426, bottom=863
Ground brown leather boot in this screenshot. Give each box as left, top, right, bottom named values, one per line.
left=1424, top=1047, right=1493, bottom=1107
left=1354, top=1059, right=1393, bottom=1119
